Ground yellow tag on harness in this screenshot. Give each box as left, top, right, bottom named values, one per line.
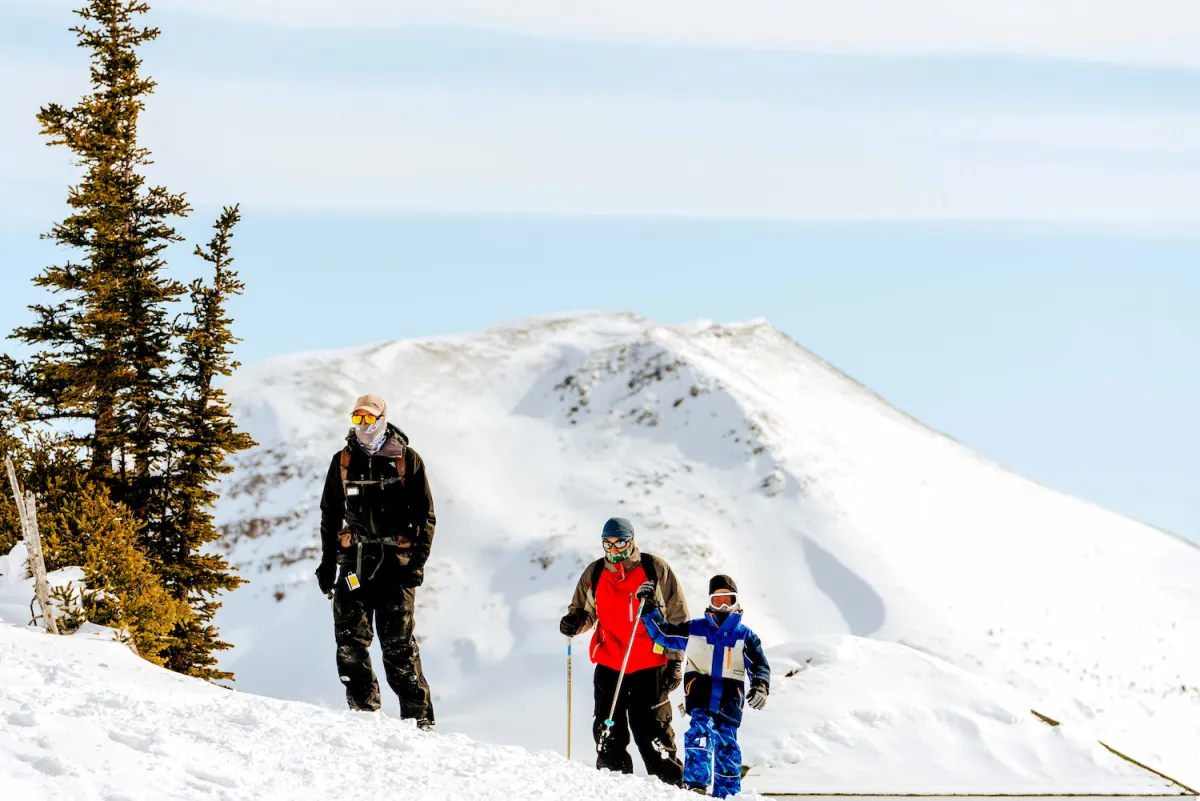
left=653, top=643, right=664, bottom=654
left=346, top=573, right=361, bottom=591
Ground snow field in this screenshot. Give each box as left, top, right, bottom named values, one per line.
left=745, top=638, right=1172, bottom=794
left=0, top=615, right=688, bottom=801
left=4, top=311, right=1196, bottom=797
left=0, top=602, right=1180, bottom=800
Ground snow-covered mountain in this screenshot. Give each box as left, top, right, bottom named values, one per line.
left=208, top=311, right=1200, bottom=791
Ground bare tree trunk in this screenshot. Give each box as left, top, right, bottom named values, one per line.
left=5, top=456, right=60, bottom=634
left=24, top=492, right=59, bottom=635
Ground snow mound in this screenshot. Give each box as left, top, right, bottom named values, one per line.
left=0, top=615, right=687, bottom=801
left=0, top=535, right=1186, bottom=797
left=0, top=606, right=1178, bottom=800
left=745, top=637, right=1168, bottom=794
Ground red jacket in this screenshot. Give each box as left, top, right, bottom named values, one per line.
left=566, top=549, right=689, bottom=673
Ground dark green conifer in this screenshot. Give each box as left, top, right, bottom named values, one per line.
left=10, top=0, right=189, bottom=511
left=1, top=1, right=251, bottom=678
left=160, top=206, right=256, bottom=679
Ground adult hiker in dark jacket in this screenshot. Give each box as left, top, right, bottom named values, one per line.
left=558, top=517, right=688, bottom=784
left=316, top=393, right=437, bottom=728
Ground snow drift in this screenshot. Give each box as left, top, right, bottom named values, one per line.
left=0, top=595, right=689, bottom=801
left=0, top=545, right=1182, bottom=799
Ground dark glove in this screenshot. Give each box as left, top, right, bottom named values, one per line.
left=559, top=608, right=586, bottom=637
left=662, top=657, right=683, bottom=694
left=635, top=580, right=660, bottom=616
left=316, top=561, right=337, bottom=595
left=747, top=680, right=768, bottom=711
left=635, top=580, right=656, bottom=603
left=399, top=565, right=425, bottom=588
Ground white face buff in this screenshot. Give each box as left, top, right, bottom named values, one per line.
left=353, top=410, right=387, bottom=453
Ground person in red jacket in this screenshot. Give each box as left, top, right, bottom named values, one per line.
left=558, top=517, right=688, bottom=783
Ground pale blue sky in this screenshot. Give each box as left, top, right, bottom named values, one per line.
left=1, top=1, right=1198, bottom=544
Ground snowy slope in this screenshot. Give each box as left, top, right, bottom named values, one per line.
left=0, top=546, right=1176, bottom=799
left=208, top=312, right=1200, bottom=791
left=0, top=565, right=689, bottom=801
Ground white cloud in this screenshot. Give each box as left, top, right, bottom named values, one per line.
left=140, top=0, right=1200, bottom=67
left=4, top=69, right=1197, bottom=225
left=4, top=47, right=1200, bottom=226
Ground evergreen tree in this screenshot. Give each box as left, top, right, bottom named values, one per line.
left=8, top=0, right=189, bottom=514
left=0, top=368, right=36, bottom=556
left=0, top=439, right=24, bottom=557
left=38, top=464, right=189, bottom=663
left=160, top=206, right=255, bottom=679
left=1, top=1, right=251, bottom=677
left=1, top=434, right=187, bottom=660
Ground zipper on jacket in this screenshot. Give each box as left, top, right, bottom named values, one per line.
left=367, top=454, right=376, bottom=536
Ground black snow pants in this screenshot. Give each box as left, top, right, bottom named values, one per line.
left=593, top=664, right=683, bottom=785
left=332, top=574, right=434, bottom=722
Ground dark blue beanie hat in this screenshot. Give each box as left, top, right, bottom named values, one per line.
left=602, top=517, right=635, bottom=541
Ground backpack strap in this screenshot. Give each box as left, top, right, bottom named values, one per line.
left=338, top=449, right=354, bottom=549
left=339, top=448, right=352, bottom=496
left=638, top=553, right=668, bottom=655
left=589, top=559, right=605, bottom=592
left=640, top=552, right=659, bottom=585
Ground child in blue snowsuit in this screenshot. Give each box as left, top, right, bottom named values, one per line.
left=638, top=574, right=770, bottom=798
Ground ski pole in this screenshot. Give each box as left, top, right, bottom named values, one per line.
left=599, top=597, right=646, bottom=750
left=566, top=636, right=573, bottom=760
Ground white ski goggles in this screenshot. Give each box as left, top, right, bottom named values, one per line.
left=709, top=591, right=738, bottom=608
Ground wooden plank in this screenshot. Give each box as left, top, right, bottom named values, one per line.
left=1030, top=709, right=1061, bottom=727
left=5, top=456, right=59, bottom=634
left=5, top=456, right=30, bottom=542
left=24, top=491, right=59, bottom=635
left=1098, top=741, right=1199, bottom=796
left=1032, top=706, right=1195, bottom=796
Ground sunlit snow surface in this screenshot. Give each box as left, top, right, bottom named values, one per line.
left=3, top=312, right=1195, bottom=798
left=0, top=584, right=1179, bottom=799
left=0, top=606, right=691, bottom=801
left=212, top=312, right=1199, bottom=791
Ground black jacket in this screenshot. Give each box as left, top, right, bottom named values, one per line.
left=319, top=424, right=437, bottom=580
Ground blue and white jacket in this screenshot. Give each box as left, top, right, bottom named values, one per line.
left=642, top=608, right=770, bottom=726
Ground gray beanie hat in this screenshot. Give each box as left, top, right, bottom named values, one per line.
left=602, top=517, right=635, bottom=541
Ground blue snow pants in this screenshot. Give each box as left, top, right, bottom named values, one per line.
left=683, top=709, right=742, bottom=798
